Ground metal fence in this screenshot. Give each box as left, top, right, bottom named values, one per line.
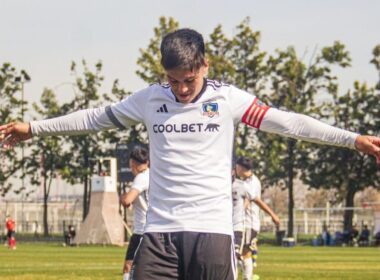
left=0, top=199, right=83, bottom=235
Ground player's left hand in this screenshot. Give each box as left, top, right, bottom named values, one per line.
left=354, top=135, right=380, bottom=164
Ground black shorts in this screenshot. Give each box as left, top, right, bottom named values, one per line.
left=130, top=231, right=236, bottom=280
left=126, top=234, right=143, bottom=261
left=7, top=230, right=15, bottom=239
left=234, top=229, right=258, bottom=255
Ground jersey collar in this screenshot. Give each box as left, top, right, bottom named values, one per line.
left=172, top=78, right=208, bottom=104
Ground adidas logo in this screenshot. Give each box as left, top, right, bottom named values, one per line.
left=156, top=104, right=168, bottom=113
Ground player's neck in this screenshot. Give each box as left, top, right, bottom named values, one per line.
left=239, top=171, right=252, bottom=180
left=136, top=165, right=148, bottom=175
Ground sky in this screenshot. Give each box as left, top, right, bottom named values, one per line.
left=1, top=0, right=379, bottom=198
left=1, top=0, right=379, bottom=109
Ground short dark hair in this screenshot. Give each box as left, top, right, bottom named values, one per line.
left=160, top=28, right=205, bottom=71
left=236, top=156, right=253, bottom=171
left=129, top=146, right=149, bottom=164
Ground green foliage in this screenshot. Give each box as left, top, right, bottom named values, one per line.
left=206, top=18, right=268, bottom=163
left=303, top=82, right=380, bottom=230
left=0, top=63, right=30, bottom=196
left=59, top=60, right=105, bottom=185
left=370, top=44, right=380, bottom=90
left=26, top=88, right=68, bottom=235
left=258, top=42, right=352, bottom=236
left=100, top=80, right=148, bottom=156
left=136, top=17, right=179, bottom=84
left=206, top=24, right=235, bottom=82
left=258, top=42, right=351, bottom=187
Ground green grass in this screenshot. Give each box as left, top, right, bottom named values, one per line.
left=0, top=243, right=379, bottom=279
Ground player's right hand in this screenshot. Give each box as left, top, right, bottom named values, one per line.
left=0, top=122, right=32, bottom=148
left=272, top=214, right=280, bottom=227
left=354, top=135, right=380, bottom=164
left=120, top=193, right=131, bottom=208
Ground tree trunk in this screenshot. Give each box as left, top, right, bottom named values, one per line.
left=343, top=183, right=356, bottom=232
left=287, top=139, right=295, bottom=238
left=43, top=174, right=49, bottom=237
left=82, top=141, right=89, bottom=221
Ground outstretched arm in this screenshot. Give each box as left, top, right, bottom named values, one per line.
left=0, top=107, right=116, bottom=147
left=253, top=197, right=280, bottom=226
left=260, top=108, right=380, bottom=164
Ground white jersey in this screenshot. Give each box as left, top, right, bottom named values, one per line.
left=130, top=168, right=149, bottom=235
left=31, top=79, right=359, bottom=235
left=232, top=178, right=257, bottom=232
left=243, top=175, right=262, bottom=232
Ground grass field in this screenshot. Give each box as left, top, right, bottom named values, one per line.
left=0, top=243, right=379, bottom=280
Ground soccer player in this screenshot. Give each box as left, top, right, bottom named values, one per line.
left=1, top=28, right=380, bottom=280
left=120, top=146, right=149, bottom=280
left=5, top=214, right=16, bottom=250
left=233, top=156, right=279, bottom=280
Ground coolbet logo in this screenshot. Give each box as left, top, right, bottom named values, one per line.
left=202, top=102, right=219, bottom=118
left=153, top=123, right=220, bottom=133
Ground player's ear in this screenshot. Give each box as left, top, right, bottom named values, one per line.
left=203, top=58, right=209, bottom=70
left=201, top=58, right=209, bottom=77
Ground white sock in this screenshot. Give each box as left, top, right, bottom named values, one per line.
left=242, top=258, right=253, bottom=280
left=123, top=272, right=129, bottom=280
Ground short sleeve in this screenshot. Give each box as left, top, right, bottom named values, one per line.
left=244, top=183, right=258, bottom=201
left=131, top=171, right=149, bottom=193
left=251, top=176, right=262, bottom=198
left=227, top=86, right=270, bottom=128
left=106, top=87, right=152, bottom=129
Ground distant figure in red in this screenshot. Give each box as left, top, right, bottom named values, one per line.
left=5, top=215, right=16, bottom=250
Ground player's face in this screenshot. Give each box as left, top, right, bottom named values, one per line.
left=129, top=158, right=137, bottom=176
left=165, top=63, right=208, bottom=104
left=235, top=164, right=246, bottom=179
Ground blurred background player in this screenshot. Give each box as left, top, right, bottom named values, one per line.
left=233, top=156, right=280, bottom=280
left=120, top=146, right=149, bottom=280
left=5, top=214, right=16, bottom=250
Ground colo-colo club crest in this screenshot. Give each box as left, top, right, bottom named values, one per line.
left=202, top=102, right=219, bottom=118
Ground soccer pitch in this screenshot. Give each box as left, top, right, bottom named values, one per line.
left=0, top=244, right=379, bottom=280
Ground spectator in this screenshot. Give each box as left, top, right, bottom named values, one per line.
left=64, top=225, right=76, bottom=246
left=321, top=225, right=331, bottom=246
left=358, top=225, right=370, bottom=246
left=350, top=225, right=359, bottom=246
left=375, top=231, right=380, bottom=246
left=5, top=214, right=16, bottom=250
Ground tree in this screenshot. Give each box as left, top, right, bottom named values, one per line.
left=229, top=18, right=268, bottom=156
left=136, top=17, right=179, bottom=84
left=0, top=63, right=30, bottom=196
left=60, top=60, right=105, bottom=220
left=370, top=44, right=380, bottom=90
left=303, top=80, right=380, bottom=232
left=101, top=80, right=148, bottom=150
left=206, top=18, right=268, bottom=162
left=26, top=88, right=67, bottom=236
left=206, top=24, right=235, bottom=82
left=260, top=42, right=351, bottom=237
